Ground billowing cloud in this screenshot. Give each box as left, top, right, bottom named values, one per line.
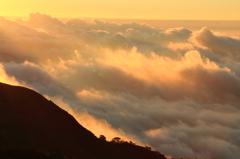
left=193, top=27, right=240, bottom=56
left=1, top=13, right=240, bottom=159
left=0, top=64, right=20, bottom=86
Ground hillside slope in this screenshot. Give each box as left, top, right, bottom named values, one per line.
left=0, top=82, right=166, bottom=159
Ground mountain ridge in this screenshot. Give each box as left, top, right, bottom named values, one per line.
left=0, top=82, right=166, bottom=159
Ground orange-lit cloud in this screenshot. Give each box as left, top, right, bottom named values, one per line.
left=0, top=64, right=19, bottom=85
left=49, top=95, right=142, bottom=143
left=1, top=13, right=240, bottom=159
left=192, top=27, right=240, bottom=56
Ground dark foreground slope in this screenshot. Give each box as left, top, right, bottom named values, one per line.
left=0, top=82, right=166, bottom=159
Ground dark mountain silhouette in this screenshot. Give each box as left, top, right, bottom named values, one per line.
left=0, top=82, right=166, bottom=159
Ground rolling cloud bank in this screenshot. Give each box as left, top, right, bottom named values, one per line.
left=0, top=13, right=240, bottom=159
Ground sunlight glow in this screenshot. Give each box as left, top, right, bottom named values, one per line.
left=0, top=0, right=239, bottom=20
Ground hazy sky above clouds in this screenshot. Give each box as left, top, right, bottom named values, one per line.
left=0, top=13, right=240, bottom=159
left=0, top=0, right=240, bottom=20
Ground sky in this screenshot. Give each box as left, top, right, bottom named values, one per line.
left=0, top=0, right=240, bottom=20
left=0, top=1, right=240, bottom=159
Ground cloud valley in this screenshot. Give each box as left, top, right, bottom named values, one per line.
left=0, top=13, right=240, bottom=159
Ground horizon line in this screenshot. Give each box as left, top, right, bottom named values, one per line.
left=1, top=14, right=240, bottom=22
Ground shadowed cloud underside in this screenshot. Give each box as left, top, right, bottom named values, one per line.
left=0, top=13, right=240, bottom=159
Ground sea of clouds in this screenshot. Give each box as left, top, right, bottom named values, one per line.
left=0, top=13, right=240, bottom=159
